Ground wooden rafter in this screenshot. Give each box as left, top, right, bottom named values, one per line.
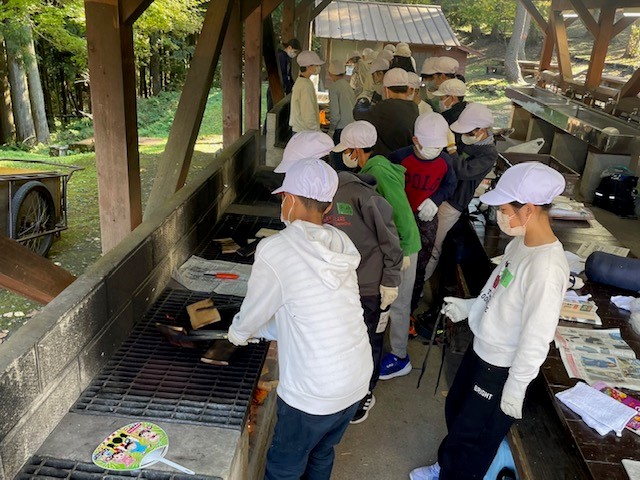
left=552, top=9, right=573, bottom=81
left=144, top=0, right=233, bottom=219
left=282, top=0, right=295, bottom=41
left=613, top=17, right=638, bottom=38
left=261, top=0, right=284, bottom=19
left=621, top=67, right=640, bottom=98
left=310, top=0, right=332, bottom=20
left=518, top=0, right=548, bottom=31
left=566, top=0, right=598, bottom=37
left=120, top=0, right=155, bottom=25
left=585, top=6, right=616, bottom=89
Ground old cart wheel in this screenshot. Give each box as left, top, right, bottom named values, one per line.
left=11, top=181, right=55, bottom=256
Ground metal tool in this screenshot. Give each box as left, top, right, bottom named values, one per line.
left=416, top=310, right=445, bottom=389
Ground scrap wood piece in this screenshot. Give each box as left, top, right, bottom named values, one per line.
left=155, top=323, right=197, bottom=349
left=187, top=298, right=221, bottom=329
left=214, top=237, right=241, bottom=254
left=200, top=340, right=237, bottom=365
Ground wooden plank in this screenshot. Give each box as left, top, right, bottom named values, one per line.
left=263, top=14, right=284, bottom=104
left=613, top=16, right=638, bottom=38
left=0, top=235, right=75, bottom=304
left=621, top=67, right=640, bottom=98
left=85, top=0, right=142, bottom=252
left=281, top=0, right=295, bottom=41
left=566, top=0, right=598, bottom=37
left=310, top=0, right=332, bottom=21
left=222, top=0, right=242, bottom=148
left=120, top=0, right=155, bottom=25
left=518, top=0, right=548, bottom=31
left=539, top=23, right=555, bottom=73
left=144, top=0, right=233, bottom=220
left=585, top=6, right=616, bottom=89
left=552, top=10, right=573, bottom=81
left=245, top=5, right=263, bottom=132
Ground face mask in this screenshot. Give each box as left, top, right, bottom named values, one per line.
left=439, top=97, right=452, bottom=112
left=496, top=210, right=528, bottom=237
left=417, top=146, right=442, bottom=160
left=461, top=132, right=482, bottom=145
left=345, top=65, right=355, bottom=76
left=342, top=151, right=358, bottom=169
left=286, top=49, right=297, bottom=58
left=407, top=92, right=415, bottom=101
left=280, top=195, right=296, bottom=226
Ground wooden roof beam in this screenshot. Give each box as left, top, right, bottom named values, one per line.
left=566, top=0, right=599, bottom=37
left=310, top=0, right=332, bottom=21
left=144, top=0, right=233, bottom=219
left=120, top=0, right=155, bottom=25
left=613, top=16, right=638, bottom=38
left=585, top=6, right=617, bottom=89
left=518, top=0, right=548, bottom=31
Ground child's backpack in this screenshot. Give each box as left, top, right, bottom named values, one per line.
left=593, top=167, right=638, bottom=217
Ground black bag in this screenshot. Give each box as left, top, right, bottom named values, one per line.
left=593, top=173, right=638, bottom=217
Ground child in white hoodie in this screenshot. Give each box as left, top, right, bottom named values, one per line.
left=228, top=158, right=373, bottom=480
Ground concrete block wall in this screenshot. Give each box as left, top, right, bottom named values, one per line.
left=0, top=131, right=259, bottom=480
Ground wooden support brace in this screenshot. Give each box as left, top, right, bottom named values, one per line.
left=282, top=0, right=295, bottom=41
left=296, top=3, right=312, bottom=51
left=263, top=14, right=285, bottom=104
left=85, top=0, right=142, bottom=253
left=518, top=0, right=548, bottom=31
left=144, top=0, right=233, bottom=220
left=0, top=235, right=75, bottom=304
left=222, top=0, right=242, bottom=148
left=245, top=5, right=263, bottom=132
left=585, top=7, right=616, bottom=89
left=613, top=17, right=638, bottom=39
left=552, top=10, right=573, bottom=82
left=566, top=0, right=598, bottom=37
left=120, top=0, right=155, bottom=25
left=621, top=68, right=640, bottom=99
left=310, top=0, right=332, bottom=21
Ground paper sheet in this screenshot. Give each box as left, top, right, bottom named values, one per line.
left=623, top=459, right=640, bottom=480
left=554, top=327, right=636, bottom=359
left=173, top=256, right=252, bottom=297
left=576, top=241, right=630, bottom=259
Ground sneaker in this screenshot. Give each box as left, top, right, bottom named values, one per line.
left=350, top=392, right=376, bottom=424
left=409, top=463, right=440, bottom=480
left=379, top=353, right=412, bottom=380
left=408, top=316, right=418, bottom=339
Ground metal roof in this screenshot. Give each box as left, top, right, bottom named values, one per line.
left=314, top=0, right=461, bottom=47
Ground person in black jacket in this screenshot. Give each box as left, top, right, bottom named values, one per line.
left=433, top=79, right=468, bottom=153
left=423, top=103, right=498, bottom=283
left=353, top=68, right=419, bottom=157
left=266, top=38, right=301, bottom=115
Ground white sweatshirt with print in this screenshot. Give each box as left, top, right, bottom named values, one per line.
left=228, top=220, right=373, bottom=415
left=468, top=236, right=569, bottom=400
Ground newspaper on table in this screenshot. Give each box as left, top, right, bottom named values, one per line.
left=560, top=300, right=602, bottom=326
left=554, top=327, right=637, bottom=359
left=173, top=256, right=252, bottom=297
left=558, top=348, right=640, bottom=391
left=576, top=241, right=630, bottom=259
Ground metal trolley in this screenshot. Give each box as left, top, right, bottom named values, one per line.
left=0, top=159, right=83, bottom=256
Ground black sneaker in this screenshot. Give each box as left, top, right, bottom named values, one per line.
left=350, top=392, right=376, bottom=424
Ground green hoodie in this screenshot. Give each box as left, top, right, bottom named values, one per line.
left=360, top=155, right=421, bottom=256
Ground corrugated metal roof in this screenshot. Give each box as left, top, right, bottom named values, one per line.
left=314, top=1, right=461, bottom=47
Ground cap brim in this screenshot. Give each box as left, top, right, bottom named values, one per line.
left=479, top=188, right=514, bottom=206
left=271, top=186, right=286, bottom=195
left=450, top=119, right=473, bottom=134
left=433, top=91, right=446, bottom=97
left=331, top=142, right=349, bottom=153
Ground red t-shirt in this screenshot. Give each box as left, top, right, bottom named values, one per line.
left=401, top=152, right=449, bottom=211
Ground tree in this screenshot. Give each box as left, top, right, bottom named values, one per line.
left=624, top=24, right=640, bottom=58
left=4, top=30, right=36, bottom=144
left=24, top=25, right=49, bottom=142
left=0, top=35, right=15, bottom=143
left=505, top=2, right=528, bottom=84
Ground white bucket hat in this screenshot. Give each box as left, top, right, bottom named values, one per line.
left=272, top=158, right=339, bottom=202
left=332, top=121, right=377, bottom=152
left=480, top=162, right=565, bottom=206
left=414, top=113, right=450, bottom=148
left=450, top=103, right=494, bottom=133
left=296, top=50, right=325, bottom=67
left=277, top=132, right=335, bottom=173
left=433, top=78, right=467, bottom=97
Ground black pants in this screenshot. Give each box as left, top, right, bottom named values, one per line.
left=361, top=294, right=383, bottom=392
left=411, top=213, right=439, bottom=313
left=437, top=346, right=514, bottom=479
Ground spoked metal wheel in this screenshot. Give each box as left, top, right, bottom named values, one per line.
left=11, top=180, right=55, bottom=256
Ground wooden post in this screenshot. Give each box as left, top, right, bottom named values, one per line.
left=539, top=24, right=555, bottom=72
left=245, top=5, right=263, bottom=132
left=84, top=0, right=142, bottom=253
left=223, top=0, right=242, bottom=148
left=282, top=0, right=295, bottom=42
left=144, top=0, right=233, bottom=220
left=263, top=15, right=284, bottom=104
left=0, top=235, right=75, bottom=304
left=585, top=7, right=616, bottom=89
left=621, top=68, right=640, bottom=98
left=296, top=4, right=312, bottom=51
left=551, top=10, right=573, bottom=81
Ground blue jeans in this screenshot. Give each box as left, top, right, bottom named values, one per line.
left=265, top=396, right=360, bottom=480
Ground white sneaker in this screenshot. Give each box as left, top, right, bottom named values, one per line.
left=409, top=462, right=440, bottom=480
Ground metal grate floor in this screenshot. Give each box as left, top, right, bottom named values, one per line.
left=16, top=456, right=221, bottom=480
left=71, top=289, right=267, bottom=429
left=196, top=213, right=284, bottom=263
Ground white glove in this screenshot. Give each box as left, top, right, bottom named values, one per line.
left=380, top=285, right=399, bottom=310
left=417, top=198, right=438, bottom=222
left=401, top=256, right=411, bottom=271
left=500, top=390, right=524, bottom=419
left=440, top=296, right=476, bottom=323
left=227, top=326, right=247, bottom=346
left=568, top=275, right=584, bottom=290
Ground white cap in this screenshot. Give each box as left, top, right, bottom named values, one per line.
left=378, top=49, right=394, bottom=62
left=480, top=162, right=565, bottom=206
left=407, top=72, right=422, bottom=89
left=433, top=78, right=467, bottom=97
left=451, top=103, right=494, bottom=133
left=414, top=112, right=449, bottom=148
left=272, top=157, right=338, bottom=202
left=369, top=57, right=390, bottom=74
left=433, top=56, right=459, bottom=75
left=384, top=44, right=396, bottom=53
left=383, top=67, right=409, bottom=87
left=347, top=50, right=361, bottom=61
left=328, top=60, right=345, bottom=75
left=421, top=57, right=437, bottom=76
left=362, top=47, right=375, bottom=62
left=395, top=42, right=412, bottom=58
left=332, top=121, right=377, bottom=152
left=296, top=50, right=325, bottom=67
left=276, top=131, right=335, bottom=173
